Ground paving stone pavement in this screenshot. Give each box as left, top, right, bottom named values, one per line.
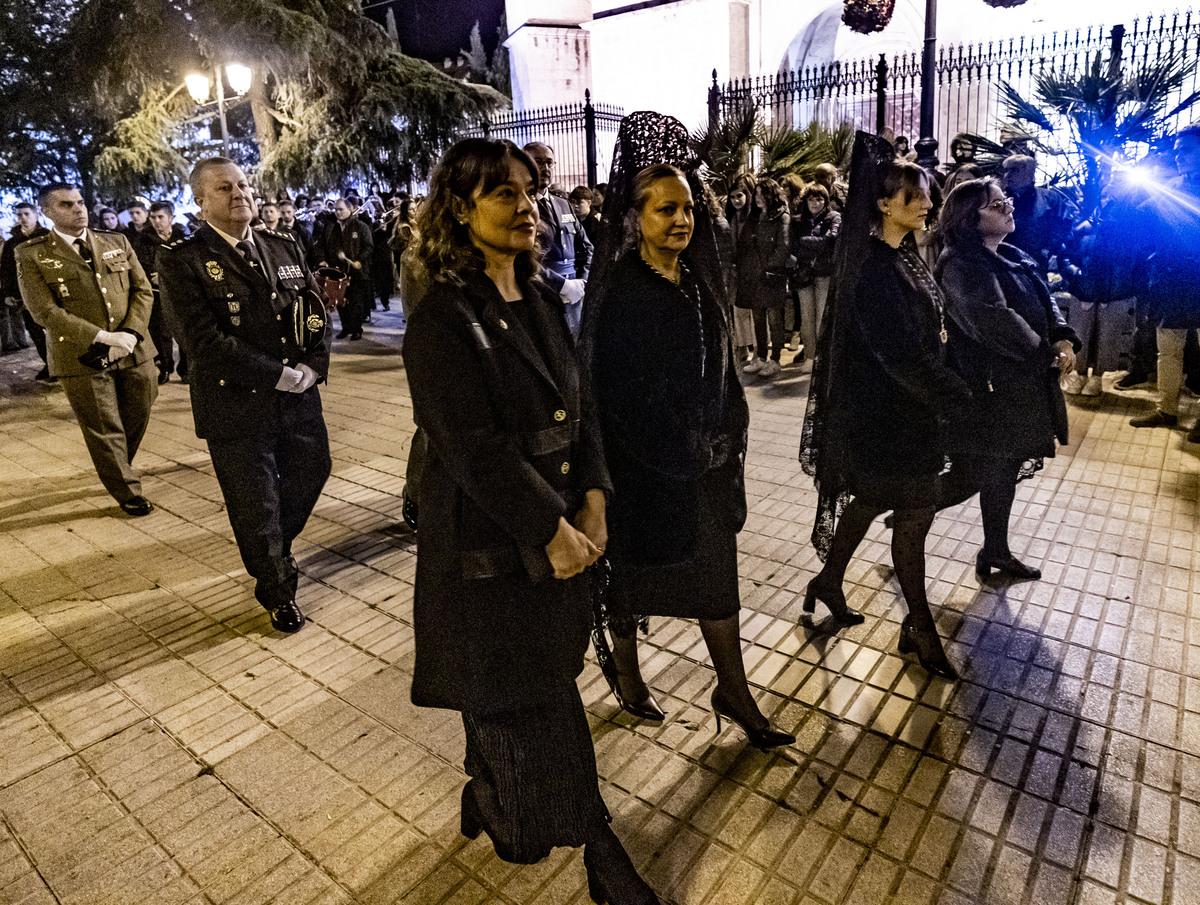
left=2, top=305, right=1199, bottom=905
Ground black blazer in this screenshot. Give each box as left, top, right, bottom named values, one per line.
left=158, top=224, right=330, bottom=440
left=403, top=271, right=610, bottom=711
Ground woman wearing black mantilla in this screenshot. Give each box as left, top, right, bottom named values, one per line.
left=584, top=112, right=794, bottom=750
left=799, top=132, right=973, bottom=680
left=403, top=138, right=659, bottom=905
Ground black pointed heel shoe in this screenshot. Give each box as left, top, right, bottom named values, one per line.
left=597, top=647, right=666, bottom=722
left=897, top=617, right=959, bottom=680
left=802, top=580, right=865, bottom=625
left=976, top=551, right=1041, bottom=581
left=584, top=825, right=660, bottom=905
left=711, top=688, right=794, bottom=750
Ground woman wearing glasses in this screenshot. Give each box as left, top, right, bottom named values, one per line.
left=933, top=178, right=1079, bottom=581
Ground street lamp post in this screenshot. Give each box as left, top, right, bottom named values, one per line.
left=914, top=0, right=939, bottom=169
left=185, top=64, right=252, bottom=158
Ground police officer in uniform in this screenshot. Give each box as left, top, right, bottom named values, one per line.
left=523, top=142, right=593, bottom=337
left=16, top=183, right=158, bottom=515
left=159, top=157, right=331, bottom=633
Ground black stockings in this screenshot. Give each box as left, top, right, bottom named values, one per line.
left=815, top=497, right=937, bottom=629
left=938, top=456, right=1021, bottom=560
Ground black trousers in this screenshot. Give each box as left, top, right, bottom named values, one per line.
left=207, top=415, right=331, bottom=605
left=23, top=309, right=47, bottom=365
left=148, top=293, right=175, bottom=375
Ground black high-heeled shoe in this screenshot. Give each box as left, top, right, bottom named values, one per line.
left=596, top=640, right=666, bottom=721
left=802, top=579, right=865, bottom=625
left=711, top=688, right=795, bottom=750
left=897, top=617, right=959, bottom=680
left=976, top=551, right=1041, bottom=581
left=584, top=825, right=660, bottom=905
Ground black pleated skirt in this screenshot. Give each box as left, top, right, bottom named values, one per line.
left=461, top=687, right=608, bottom=863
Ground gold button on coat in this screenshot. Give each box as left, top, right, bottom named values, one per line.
left=554, top=410, right=566, bottom=421
left=560, top=462, right=570, bottom=474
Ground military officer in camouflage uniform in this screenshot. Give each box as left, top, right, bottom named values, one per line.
left=16, top=183, right=158, bottom=516
left=159, top=157, right=331, bottom=633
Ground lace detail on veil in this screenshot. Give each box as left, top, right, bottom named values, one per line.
left=798, top=131, right=901, bottom=560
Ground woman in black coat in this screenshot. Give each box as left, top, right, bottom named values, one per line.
left=403, top=139, right=659, bottom=905
left=734, top=177, right=792, bottom=378
left=316, top=198, right=373, bottom=340
left=590, top=162, right=793, bottom=750
left=933, top=177, right=1079, bottom=579
left=801, top=141, right=972, bottom=680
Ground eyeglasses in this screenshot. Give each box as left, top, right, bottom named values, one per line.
left=981, top=197, right=1015, bottom=213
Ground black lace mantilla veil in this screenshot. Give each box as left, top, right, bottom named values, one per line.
left=579, top=110, right=728, bottom=359
left=798, top=131, right=899, bottom=561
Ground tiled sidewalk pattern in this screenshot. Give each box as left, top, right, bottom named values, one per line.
left=1, top=308, right=1198, bottom=905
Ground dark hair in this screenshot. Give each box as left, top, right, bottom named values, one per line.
left=127, top=201, right=148, bottom=211
left=874, top=161, right=929, bottom=227
left=14, top=201, right=36, bottom=212
left=569, top=185, right=593, bottom=204
left=780, top=173, right=806, bottom=201
left=149, top=200, right=175, bottom=215
left=98, top=207, right=119, bottom=222
left=802, top=183, right=830, bottom=203
left=39, top=182, right=77, bottom=205
left=757, top=177, right=787, bottom=215
left=938, top=177, right=1003, bottom=247
left=415, top=138, right=541, bottom=286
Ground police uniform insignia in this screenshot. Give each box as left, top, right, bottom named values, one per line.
left=57, top=283, right=71, bottom=299
left=306, top=313, right=324, bottom=332
left=206, top=261, right=224, bottom=281
left=101, top=249, right=122, bottom=261
left=39, top=258, right=63, bottom=270
left=228, top=301, right=240, bottom=314
left=230, top=316, right=241, bottom=326
left=277, top=264, right=303, bottom=280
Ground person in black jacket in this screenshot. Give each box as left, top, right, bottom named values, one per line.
left=315, top=198, right=372, bottom=340
left=801, top=138, right=972, bottom=680
left=402, top=138, right=659, bottom=905
left=588, top=158, right=793, bottom=751
left=933, top=177, right=1079, bottom=581
left=159, top=157, right=331, bottom=634
left=735, top=177, right=792, bottom=378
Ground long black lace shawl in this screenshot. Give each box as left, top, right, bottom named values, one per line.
left=798, top=132, right=900, bottom=560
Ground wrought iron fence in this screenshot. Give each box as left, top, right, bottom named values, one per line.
left=712, top=8, right=1200, bottom=158
left=465, top=91, right=624, bottom=189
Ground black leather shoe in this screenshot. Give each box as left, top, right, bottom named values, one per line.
left=898, top=616, right=959, bottom=680
left=976, top=550, right=1041, bottom=581
left=711, top=688, right=794, bottom=750
left=335, top=329, right=350, bottom=339
left=349, top=331, right=363, bottom=341
left=1114, top=371, right=1151, bottom=390
left=1130, top=410, right=1177, bottom=428
left=119, top=495, right=154, bottom=517
left=267, top=599, right=306, bottom=633
left=157, top=370, right=170, bottom=384
left=35, top=366, right=52, bottom=381
left=1188, top=425, right=1200, bottom=444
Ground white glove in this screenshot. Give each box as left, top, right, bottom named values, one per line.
left=560, top=278, right=586, bottom=305
left=289, top=363, right=319, bottom=394
left=275, top=366, right=304, bottom=392
left=95, top=329, right=136, bottom=357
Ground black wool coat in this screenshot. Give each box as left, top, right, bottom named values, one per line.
left=935, top=241, right=1079, bottom=459
left=402, top=271, right=610, bottom=713
left=734, top=209, right=792, bottom=310
left=840, top=239, right=971, bottom=479
left=592, top=253, right=749, bottom=567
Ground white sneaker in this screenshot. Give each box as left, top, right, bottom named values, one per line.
left=759, top=360, right=782, bottom=378
left=1061, top=372, right=1086, bottom=395
left=1081, top=374, right=1103, bottom=396
left=743, top=358, right=766, bottom=374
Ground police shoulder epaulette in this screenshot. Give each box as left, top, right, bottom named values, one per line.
left=164, top=236, right=191, bottom=249
left=22, top=233, right=50, bottom=246
left=93, top=228, right=119, bottom=234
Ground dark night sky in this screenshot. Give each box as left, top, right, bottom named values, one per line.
left=364, top=0, right=507, bottom=64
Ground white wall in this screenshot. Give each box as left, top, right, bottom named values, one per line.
left=507, top=26, right=592, bottom=110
